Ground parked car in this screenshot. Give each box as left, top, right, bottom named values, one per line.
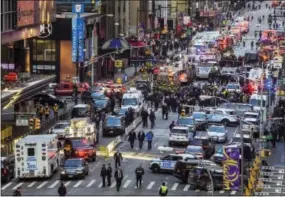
left=188, top=165, right=223, bottom=191
left=207, top=125, right=227, bottom=143
left=189, top=136, right=215, bottom=159
left=211, top=147, right=223, bottom=165
left=93, top=97, right=111, bottom=112
left=60, top=158, right=89, bottom=180
left=102, top=116, right=125, bottom=137
left=55, top=81, right=89, bottom=96
left=1, top=157, right=14, bottom=183
left=50, top=121, right=70, bottom=139
left=184, top=145, right=204, bottom=159
left=206, top=111, right=239, bottom=126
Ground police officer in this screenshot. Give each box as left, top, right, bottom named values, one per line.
left=53, top=103, right=59, bottom=120
left=100, top=164, right=107, bottom=187
left=57, top=182, right=67, bottom=196
left=159, top=182, right=168, bottom=196
left=114, top=167, right=124, bottom=192
left=135, top=164, right=145, bottom=188
left=107, top=163, right=112, bottom=186
left=44, top=104, right=50, bottom=120
left=137, top=130, right=145, bottom=150
left=113, top=150, right=123, bottom=169
left=38, top=104, right=44, bottom=121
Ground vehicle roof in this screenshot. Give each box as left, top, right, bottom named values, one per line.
left=244, top=111, right=259, bottom=115
left=193, top=111, right=206, bottom=114
left=215, top=108, right=235, bottom=112
left=178, top=116, right=193, bottom=119
left=208, top=125, right=225, bottom=128
left=55, top=121, right=70, bottom=124
left=17, top=134, right=57, bottom=144
left=73, top=104, right=89, bottom=108
left=172, top=126, right=189, bottom=130
left=169, top=153, right=196, bottom=158
left=243, top=118, right=258, bottom=122
left=234, top=133, right=251, bottom=139
left=123, top=93, right=140, bottom=98
left=107, top=115, right=121, bottom=119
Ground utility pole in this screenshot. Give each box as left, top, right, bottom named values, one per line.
left=240, top=120, right=244, bottom=193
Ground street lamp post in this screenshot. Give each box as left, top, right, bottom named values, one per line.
left=91, top=14, right=114, bottom=86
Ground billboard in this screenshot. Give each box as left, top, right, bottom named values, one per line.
left=17, top=1, right=35, bottom=27
left=223, top=146, right=240, bottom=191
left=72, top=18, right=78, bottom=62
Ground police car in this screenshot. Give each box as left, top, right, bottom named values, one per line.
left=149, top=153, right=197, bottom=173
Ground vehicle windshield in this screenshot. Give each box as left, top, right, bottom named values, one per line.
left=186, top=146, right=203, bottom=153
left=249, top=99, right=266, bottom=107
left=122, top=98, right=138, bottom=106
left=177, top=118, right=194, bottom=125
left=237, top=105, right=253, bottom=111
left=54, top=123, right=69, bottom=129
left=171, top=129, right=187, bottom=134
left=216, top=147, right=223, bottom=154
left=227, top=84, right=239, bottom=89
left=71, top=139, right=90, bottom=147
left=72, top=107, right=89, bottom=118
left=91, top=92, right=105, bottom=100
left=119, top=108, right=128, bottom=115
left=193, top=113, right=206, bottom=120
left=232, top=137, right=252, bottom=144
left=64, top=159, right=82, bottom=167
left=243, top=120, right=258, bottom=125
left=219, top=103, right=235, bottom=110
left=95, top=99, right=107, bottom=106
left=106, top=117, right=121, bottom=126
left=208, top=126, right=225, bottom=133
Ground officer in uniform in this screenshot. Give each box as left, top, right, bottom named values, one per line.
left=159, top=182, right=168, bottom=196
left=44, top=104, right=50, bottom=120
left=53, top=103, right=59, bottom=120
left=38, top=104, right=44, bottom=121
left=180, top=108, right=186, bottom=117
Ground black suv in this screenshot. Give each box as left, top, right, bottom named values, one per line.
left=1, top=157, right=14, bottom=182
left=173, top=159, right=218, bottom=182
left=63, top=137, right=96, bottom=161
left=188, top=165, right=223, bottom=191
left=103, top=116, right=125, bottom=137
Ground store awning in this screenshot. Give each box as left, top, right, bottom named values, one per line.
left=128, top=40, right=146, bottom=48
left=101, top=38, right=130, bottom=50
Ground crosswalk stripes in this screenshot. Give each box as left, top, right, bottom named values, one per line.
left=183, top=184, right=190, bottom=191
left=73, top=180, right=83, bottom=188
left=231, top=191, right=237, bottom=195
left=123, top=180, right=132, bottom=188
left=36, top=181, right=48, bottom=189
left=98, top=182, right=103, bottom=188
left=220, top=190, right=225, bottom=194
left=27, top=181, right=37, bottom=188
left=2, top=182, right=12, bottom=190
left=86, top=180, right=96, bottom=188
left=195, top=189, right=200, bottom=192
left=110, top=181, right=116, bottom=188
left=12, top=183, right=23, bottom=190
left=171, top=183, right=179, bottom=191
left=147, top=181, right=155, bottom=190
left=48, top=180, right=60, bottom=188
left=64, top=181, right=71, bottom=187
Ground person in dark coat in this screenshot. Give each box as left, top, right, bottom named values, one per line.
left=141, top=108, right=149, bottom=127
left=128, top=130, right=136, bottom=149
left=107, top=163, right=112, bottom=186
left=110, top=96, right=115, bottom=112
left=13, top=187, right=22, bottom=196
left=57, top=183, right=67, bottom=196
left=162, top=103, right=169, bottom=120
left=135, top=164, right=145, bottom=188
left=100, top=164, right=107, bottom=187
left=114, top=167, right=124, bottom=192
left=137, top=130, right=145, bottom=150
left=169, top=121, right=175, bottom=130
left=149, top=109, right=156, bottom=129
left=113, top=150, right=123, bottom=169
left=271, top=124, right=278, bottom=148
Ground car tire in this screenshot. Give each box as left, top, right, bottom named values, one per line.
left=151, top=164, right=160, bottom=173
left=221, top=119, right=229, bottom=126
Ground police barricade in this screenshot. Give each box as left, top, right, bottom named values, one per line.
left=97, top=136, right=122, bottom=157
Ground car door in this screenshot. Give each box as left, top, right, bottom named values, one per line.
left=160, top=155, right=175, bottom=170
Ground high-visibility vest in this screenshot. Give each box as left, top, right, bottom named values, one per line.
left=39, top=107, right=44, bottom=114
left=44, top=107, right=50, bottom=115
left=53, top=105, right=59, bottom=112
left=160, top=186, right=167, bottom=194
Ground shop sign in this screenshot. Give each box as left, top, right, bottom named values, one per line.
left=38, top=23, right=52, bottom=38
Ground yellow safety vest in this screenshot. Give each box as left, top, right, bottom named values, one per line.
left=39, top=107, right=44, bottom=114
left=53, top=105, right=59, bottom=112
left=161, top=186, right=167, bottom=194
left=44, top=107, right=50, bottom=115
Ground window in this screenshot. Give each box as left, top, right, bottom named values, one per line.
left=172, top=156, right=183, bottom=161
left=163, top=156, right=172, bottom=160
left=33, top=39, right=56, bottom=61
left=27, top=148, right=35, bottom=156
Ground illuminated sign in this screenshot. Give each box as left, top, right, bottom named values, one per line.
left=38, top=24, right=52, bottom=38
left=17, top=1, right=35, bottom=27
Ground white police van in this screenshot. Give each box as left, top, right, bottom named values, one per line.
left=121, top=88, right=144, bottom=117
left=149, top=153, right=197, bottom=173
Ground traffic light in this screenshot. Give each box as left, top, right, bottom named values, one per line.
left=34, top=118, right=41, bottom=130
left=29, top=118, right=34, bottom=130
left=115, top=60, right=123, bottom=68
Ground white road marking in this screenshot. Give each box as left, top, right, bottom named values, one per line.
left=98, top=183, right=103, bottom=188
left=12, top=182, right=24, bottom=190
left=122, top=180, right=132, bottom=188
left=64, top=181, right=71, bottom=187
left=147, top=181, right=155, bottom=190
left=183, top=184, right=190, bottom=191
left=195, top=189, right=200, bottom=192
left=231, top=191, right=237, bottom=195
left=27, top=181, right=37, bottom=188
left=219, top=190, right=225, bottom=194
left=134, top=181, right=144, bottom=188
left=48, top=180, right=59, bottom=188
left=73, top=180, right=83, bottom=188
left=171, top=183, right=179, bottom=191
left=110, top=181, right=116, bottom=188
left=36, top=181, right=48, bottom=189
left=2, top=182, right=13, bottom=190
left=86, top=180, right=96, bottom=187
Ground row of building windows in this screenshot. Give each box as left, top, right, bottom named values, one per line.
left=1, top=0, right=17, bottom=32
left=32, top=39, right=56, bottom=61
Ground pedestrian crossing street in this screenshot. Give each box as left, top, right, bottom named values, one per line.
left=1, top=177, right=239, bottom=195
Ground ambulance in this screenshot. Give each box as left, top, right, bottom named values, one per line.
left=15, top=134, right=59, bottom=179
left=121, top=88, right=144, bottom=117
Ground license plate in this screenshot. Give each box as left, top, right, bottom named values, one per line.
left=68, top=175, right=73, bottom=178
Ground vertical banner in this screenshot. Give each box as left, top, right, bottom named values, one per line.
left=72, top=17, right=78, bottom=62
left=223, top=146, right=240, bottom=191
left=78, top=18, right=85, bottom=62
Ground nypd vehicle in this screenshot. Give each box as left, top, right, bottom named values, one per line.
left=207, top=112, right=239, bottom=126
left=149, top=153, right=197, bottom=173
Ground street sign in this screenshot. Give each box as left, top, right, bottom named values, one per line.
left=16, top=115, right=29, bottom=126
